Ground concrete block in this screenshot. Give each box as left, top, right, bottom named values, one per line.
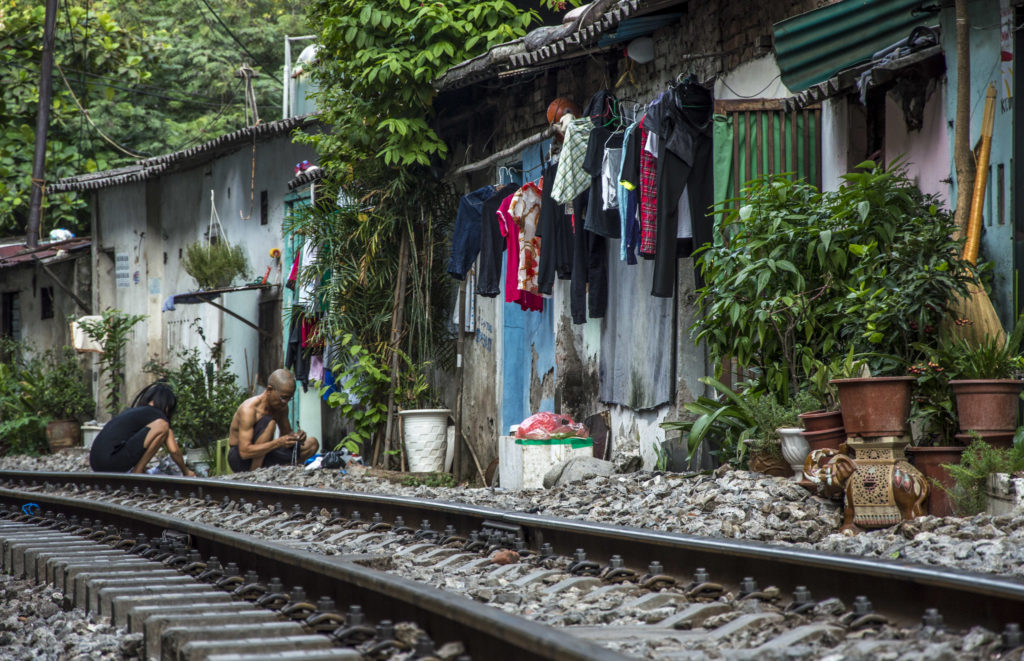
left=84, top=574, right=192, bottom=613
left=129, top=601, right=256, bottom=634
left=622, top=592, right=688, bottom=611
left=499, top=435, right=594, bottom=490
left=206, top=651, right=361, bottom=661
left=99, top=583, right=215, bottom=616
left=512, top=569, right=562, bottom=587
left=660, top=602, right=732, bottom=629
left=172, top=634, right=323, bottom=658
left=145, top=610, right=281, bottom=661
left=61, top=560, right=167, bottom=602
left=111, top=591, right=232, bottom=626
left=986, top=473, right=1024, bottom=515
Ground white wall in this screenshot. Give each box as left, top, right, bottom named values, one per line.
left=92, top=133, right=315, bottom=419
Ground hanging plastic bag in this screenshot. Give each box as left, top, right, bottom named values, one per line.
left=515, top=412, right=589, bottom=440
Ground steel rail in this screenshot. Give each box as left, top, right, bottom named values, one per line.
left=0, top=485, right=628, bottom=661
left=5, top=470, right=1024, bottom=631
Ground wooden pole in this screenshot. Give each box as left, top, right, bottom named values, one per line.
left=952, top=0, right=974, bottom=238
left=454, top=280, right=466, bottom=482
left=26, top=0, right=59, bottom=250
left=382, top=227, right=411, bottom=469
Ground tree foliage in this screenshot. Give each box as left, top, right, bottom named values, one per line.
left=0, top=0, right=306, bottom=236
left=305, top=0, right=537, bottom=170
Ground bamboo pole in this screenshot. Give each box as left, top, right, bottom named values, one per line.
left=382, top=227, right=411, bottom=469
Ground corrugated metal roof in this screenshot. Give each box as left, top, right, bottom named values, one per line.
left=435, top=0, right=643, bottom=91
left=49, top=115, right=315, bottom=194
left=773, top=0, right=935, bottom=93
left=595, top=13, right=683, bottom=47
left=0, top=238, right=91, bottom=269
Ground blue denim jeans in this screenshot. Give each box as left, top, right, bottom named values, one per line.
left=447, top=185, right=497, bottom=280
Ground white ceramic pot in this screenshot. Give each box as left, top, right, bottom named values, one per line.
left=777, top=427, right=810, bottom=480
left=399, top=409, right=451, bottom=473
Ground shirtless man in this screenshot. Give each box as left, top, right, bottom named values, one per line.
left=228, top=369, right=318, bottom=471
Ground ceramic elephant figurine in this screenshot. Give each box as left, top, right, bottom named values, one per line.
left=803, top=447, right=929, bottom=534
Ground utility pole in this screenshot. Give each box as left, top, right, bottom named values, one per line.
left=26, top=0, right=59, bottom=250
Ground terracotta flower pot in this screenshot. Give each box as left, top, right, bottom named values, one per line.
left=831, top=376, right=915, bottom=437
left=905, top=445, right=963, bottom=517
left=46, top=419, right=81, bottom=452
left=743, top=439, right=790, bottom=478
left=798, top=409, right=844, bottom=433
left=801, top=426, right=847, bottom=452
left=950, top=379, right=1023, bottom=438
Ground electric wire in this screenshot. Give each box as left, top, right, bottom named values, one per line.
left=717, top=74, right=783, bottom=99
left=54, top=61, right=148, bottom=158
left=193, top=0, right=284, bottom=87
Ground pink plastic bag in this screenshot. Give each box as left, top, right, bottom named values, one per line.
left=515, top=412, right=589, bottom=440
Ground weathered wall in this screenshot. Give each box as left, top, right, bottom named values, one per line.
left=1, top=257, right=88, bottom=352
left=444, top=0, right=823, bottom=472
left=90, top=134, right=315, bottom=421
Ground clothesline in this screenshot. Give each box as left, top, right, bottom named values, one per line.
left=451, top=126, right=555, bottom=177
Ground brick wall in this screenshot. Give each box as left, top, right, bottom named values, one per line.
left=444, top=0, right=822, bottom=169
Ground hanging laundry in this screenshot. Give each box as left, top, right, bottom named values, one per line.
left=583, top=126, right=623, bottom=238
left=638, top=124, right=658, bottom=257
left=644, top=78, right=714, bottom=297
left=510, top=182, right=543, bottom=296
left=447, top=185, right=500, bottom=280
left=549, top=116, right=594, bottom=205
left=536, top=160, right=573, bottom=295
left=570, top=189, right=607, bottom=324
left=285, top=315, right=311, bottom=389
left=498, top=192, right=543, bottom=312
left=601, top=147, right=622, bottom=211
left=617, top=120, right=640, bottom=264
left=476, top=183, right=518, bottom=297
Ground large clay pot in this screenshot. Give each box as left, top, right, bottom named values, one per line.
left=905, top=445, right=963, bottom=517
left=798, top=409, right=844, bottom=433
left=743, top=439, right=791, bottom=478
left=801, top=426, right=847, bottom=452
left=46, top=419, right=81, bottom=452
left=831, top=376, right=915, bottom=437
left=950, top=379, right=1024, bottom=443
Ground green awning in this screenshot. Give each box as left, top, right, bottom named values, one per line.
left=773, top=0, right=935, bottom=93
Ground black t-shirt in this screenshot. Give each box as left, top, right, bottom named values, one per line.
left=89, top=406, right=167, bottom=471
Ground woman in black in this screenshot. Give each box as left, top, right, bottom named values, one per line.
left=89, top=383, right=195, bottom=475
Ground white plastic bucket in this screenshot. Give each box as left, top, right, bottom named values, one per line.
left=399, top=409, right=451, bottom=473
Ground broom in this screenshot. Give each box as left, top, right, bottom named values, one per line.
left=949, top=83, right=1005, bottom=346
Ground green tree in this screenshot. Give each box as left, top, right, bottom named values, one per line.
left=0, top=0, right=307, bottom=236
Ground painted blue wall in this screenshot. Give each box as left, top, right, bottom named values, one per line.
left=500, top=140, right=556, bottom=432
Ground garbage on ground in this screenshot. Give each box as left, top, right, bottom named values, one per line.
left=49, top=228, right=74, bottom=241
left=515, top=412, right=588, bottom=440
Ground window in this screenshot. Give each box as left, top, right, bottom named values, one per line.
left=40, top=287, right=54, bottom=320
left=2, top=292, right=20, bottom=341
left=715, top=99, right=822, bottom=202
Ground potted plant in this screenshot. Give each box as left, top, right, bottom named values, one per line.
left=942, top=317, right=1024, bottom=448
left=662, top=378, right=801, bottom=478
left=395, top=353, right=450, bottom=473
left=799, top=350, right=865, bottom=450
left=183, top=239, right=250, bottom=290
left=941, top=436, right=1024, bottom=516
left=903, top=358, right=962, bottom=516
left=32, top=347, right=96, bottom=451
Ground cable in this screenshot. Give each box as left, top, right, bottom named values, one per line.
left=55, top=61, right=148, bottom=158
left=717, top=74, right=783, bottom=99
left=194, top=0, right=283, bottom=87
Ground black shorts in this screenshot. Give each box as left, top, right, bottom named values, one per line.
left=227, top=416, right=296, bottom=471
left=227, top=444, right=297, bottom=472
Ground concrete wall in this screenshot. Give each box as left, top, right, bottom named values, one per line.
left=0, top=256, right=89, bottom=352
left=90, top=133, right=315, bottom=421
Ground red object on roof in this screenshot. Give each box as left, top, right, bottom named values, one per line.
left=0, top=237, right=91, bottom=269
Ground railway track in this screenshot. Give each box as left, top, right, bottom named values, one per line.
left=3, top=470, right=1024, bottom=659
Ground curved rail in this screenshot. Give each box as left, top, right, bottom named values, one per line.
left=0, top=485, right=627, bottom=661
left=5, top=470, right=1024, bottom=631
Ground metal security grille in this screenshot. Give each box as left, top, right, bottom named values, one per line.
left=716, top=99, right=822, bottom=201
